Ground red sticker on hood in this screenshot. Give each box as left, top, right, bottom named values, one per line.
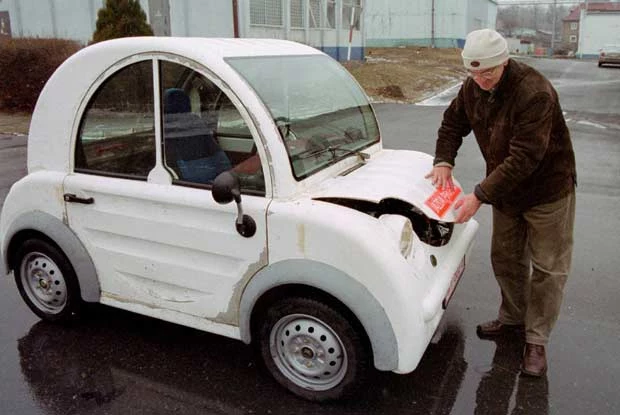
left=425, top=186, right=462, bottom=218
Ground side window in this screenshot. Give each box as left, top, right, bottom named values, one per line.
left=160, top=60, right=264, bottom=194
left=76, top=61, right=155, bottom=178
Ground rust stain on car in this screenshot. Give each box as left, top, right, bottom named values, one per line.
left=297, top=223, right=305, bottom=254
left=102, top=292, right=164, bottom=310
left=213, top=247, right=268, bottom=325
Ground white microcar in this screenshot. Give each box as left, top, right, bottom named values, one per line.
left=0, top=37, right=478, bottom=401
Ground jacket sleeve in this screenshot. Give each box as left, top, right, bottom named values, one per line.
left=476, top=91, right=554, bottom=204
left=434, top=84, right=472, bottom=167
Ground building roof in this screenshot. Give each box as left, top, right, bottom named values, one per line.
left=564, top=2, right=620, bottom=22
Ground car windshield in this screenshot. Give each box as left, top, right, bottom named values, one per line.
left=227, top=55, right=380, bottom=180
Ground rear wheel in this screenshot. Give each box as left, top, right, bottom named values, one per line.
left=14, top=239, right=82, bottom=322
left=255, top=297, right=369, bottom=401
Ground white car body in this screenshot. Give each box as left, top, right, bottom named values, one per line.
left=0, top=37, right=478, bottom=399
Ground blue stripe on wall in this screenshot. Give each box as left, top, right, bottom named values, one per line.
left=366, top=38, right=466, bottom=49
left=318, top=46, right=365, bottom=61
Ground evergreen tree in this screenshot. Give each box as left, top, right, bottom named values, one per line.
left=92, top=0, right=153, bottom=43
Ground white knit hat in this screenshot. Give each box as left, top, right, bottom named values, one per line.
left=462, top=29, right=509, bottom=70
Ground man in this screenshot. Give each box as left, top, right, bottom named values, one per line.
left=426, top=29, right=576, bottom=377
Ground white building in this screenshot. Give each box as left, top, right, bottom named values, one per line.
left=0, top=0, right=364, bottom=60
left=0, top=0, right=502, bottom=59
left=364, top=0, right=498, bottom=48
left=577, top=2, right=620, bottom=58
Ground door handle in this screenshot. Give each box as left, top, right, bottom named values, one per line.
left=63, top=193, right=94, bottom=204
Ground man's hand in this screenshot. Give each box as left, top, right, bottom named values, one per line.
left=454, top=193, right=482, bottom=223
left=425, top=166, right=454, bottom=190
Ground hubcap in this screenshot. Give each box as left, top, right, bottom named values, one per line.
left=20, top=252, right=67, bottom=314
left=270, top=314, right=347, bottom=391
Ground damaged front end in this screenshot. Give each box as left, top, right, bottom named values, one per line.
left=314, top=197, right=454, bottom=247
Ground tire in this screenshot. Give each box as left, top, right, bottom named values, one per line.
left=255, top=297, right=369, bottom=401
left=14, top=239, right=82, bottom=322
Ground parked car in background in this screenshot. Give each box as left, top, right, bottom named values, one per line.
left=598, top=44, right=620, bottom=67
left=0, top=37, right=478, bottom=401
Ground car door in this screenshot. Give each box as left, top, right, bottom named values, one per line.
left=63, top=57, right=269, bottom=327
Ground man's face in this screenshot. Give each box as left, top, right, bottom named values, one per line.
left=467, top=61, right=507, bottom=91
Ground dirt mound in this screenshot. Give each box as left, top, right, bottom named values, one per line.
left=343, top=46, right=466, bottom=103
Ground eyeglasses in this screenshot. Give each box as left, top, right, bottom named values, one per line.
left=466, top=65, right=501, bottom=80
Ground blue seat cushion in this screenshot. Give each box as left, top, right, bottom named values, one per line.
left=176, top=150, right=232, bottom=184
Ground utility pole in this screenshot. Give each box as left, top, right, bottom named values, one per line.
left=578, top=0, right=589, bottom=58
left=431, top=0, right=435, bottom=48
left=551, top=0, right=556, bottom=53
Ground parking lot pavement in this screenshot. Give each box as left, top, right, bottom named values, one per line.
left=0, top=58, right=619, bottom=414
left=0, top=112, right=31, bottom=135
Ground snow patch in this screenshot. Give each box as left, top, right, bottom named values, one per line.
left=577, top=120, right=607, bottom=129
left=416, top=82, right=462, bottom=106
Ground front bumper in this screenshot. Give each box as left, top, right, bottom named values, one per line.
left=393, top=218, right=479, bottom=374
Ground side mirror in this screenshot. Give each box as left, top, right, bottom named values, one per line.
left=212, top=171, right=256, bottom=238
left=212, top=171, right=241, bottom=204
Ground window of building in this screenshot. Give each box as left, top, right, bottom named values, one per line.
left=291, top=0, right=304, bottom=28
left=308, top=0, right=335, bottom=29
left=309, top=0, right=321, bottom=28
left=342, top=0, right=361, bottom=30
left=250, top=0, right=283, bottom=27
left=569, top=35, right=577, bottom=43
left=76, top=61, right=155, bottom=178
left=570, top=22, right=578, bottom=31
left=326, top=0, right=336, bottom=29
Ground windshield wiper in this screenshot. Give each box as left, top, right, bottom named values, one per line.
left=297, top=143, right=370, bottom=164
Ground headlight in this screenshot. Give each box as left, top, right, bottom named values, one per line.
left=379, top=214, right=414, bottom=258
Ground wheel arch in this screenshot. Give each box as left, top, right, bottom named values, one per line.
left=4, top=211, right=100, bottom=302
left=239, top=259, right=398, bottom=371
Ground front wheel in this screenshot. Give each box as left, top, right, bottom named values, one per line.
left=14, top=239, right=82, bottom=322
left=255, top=297, right=369, bottom=401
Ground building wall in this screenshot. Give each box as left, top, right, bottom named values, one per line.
left=578, top=11, right=620, bottom=58
left=364, top=0, right=434, bottom=47
left=365, top=0, right=497, bottom=48
left=0, top=0, right=364, bottom=60
left=505, top=36, right=533, bottom=55
left=0, top=0, right=156, bottom=44
left=562, top=20, right=579, bottom=53
left=0, top=0, right=101, bottom=42
left=169, top=0, right=234, bottom=37
left=240, top=0, right=364, bottom=61
left=466, top=0, right=495, bottom=33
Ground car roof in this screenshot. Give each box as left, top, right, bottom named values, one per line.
left=94, top=36, right=323, bottom=58
left=27, top=37, right=322, bottom=173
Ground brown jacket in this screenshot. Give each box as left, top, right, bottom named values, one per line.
left=434, top=59, right=576, bottom=214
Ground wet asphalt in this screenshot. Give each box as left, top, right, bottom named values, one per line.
left=1, top=57, right=619, bottom=414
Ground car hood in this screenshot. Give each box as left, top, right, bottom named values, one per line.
left=310, top=149, right=462, bottom=222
